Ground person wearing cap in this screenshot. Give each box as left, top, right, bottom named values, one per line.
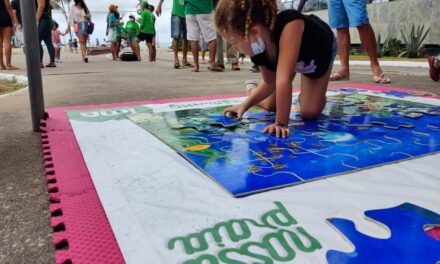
left=108, top=4, right=123, bottom=60
left=132, top=1, right=155, bottom=62
left=125, top=15, right=140, bottom=53
left=156, top=0, right=192, bottom=69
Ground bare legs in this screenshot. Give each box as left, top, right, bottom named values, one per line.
left=1, top=27, right=18, bottom=70
left=250, top=68, right=331, bottom=120
left=78, top=35, right=88, bottom=62
left=191, top=40, right=199, bottom=72
left=333, top=24, right=388, bottom=81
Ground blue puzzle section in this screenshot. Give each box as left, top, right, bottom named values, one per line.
left=129, top=92, right=440, bottom=197
left=326, top=203, right=440, bottom=264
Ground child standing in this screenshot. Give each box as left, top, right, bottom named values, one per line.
left=52, top=22, right=66, bottom=63
left=216, top=0, right=337, bottom=138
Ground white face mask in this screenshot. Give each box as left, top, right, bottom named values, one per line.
left=250, top=35, right=266, bottom=56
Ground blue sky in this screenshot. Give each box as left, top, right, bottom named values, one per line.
left=52, top=0, right=173, bottom=47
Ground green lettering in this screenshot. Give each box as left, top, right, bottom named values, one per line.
left=261, top=202, right=298, bottom=229
left=292, top=227, right=322, bottom=252
left=241, top=242, right=274, bottom=264
left=262, top=230, right=296, bottom=262
left=168, top=219, right=252, bottom=255
left=218, top=248, right=247, bottom=264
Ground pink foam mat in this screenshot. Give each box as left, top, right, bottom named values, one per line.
left=40, top=84, right=439, bottom=263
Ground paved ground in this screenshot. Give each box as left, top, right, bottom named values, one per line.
left=0, top=48, right=439, bottom=263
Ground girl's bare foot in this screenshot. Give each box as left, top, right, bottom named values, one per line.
left=192, top=66, right=199, bottom=72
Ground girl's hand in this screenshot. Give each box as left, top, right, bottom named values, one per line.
left=224, top=104, right=247, bottom=119
left=263, top=123, right=291, bottom=138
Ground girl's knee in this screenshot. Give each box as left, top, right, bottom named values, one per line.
left=300, top=107, right=322, bottom=120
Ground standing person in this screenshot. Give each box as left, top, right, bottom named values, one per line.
left=185, top=0, right=222, bottom=72
left=328, top=0, right=390, bottom=83
left=66, top=0, right=91, bottom=63
left=215, top=0, right=337, bottom=137
left=52, top=22, right=66, bottom=63
left=36, top=0, right=56, bottom=68
left=11, top=0, right=24, bottom=53
left=114, top=10, right=124, bottom=54
left=156, top=0, right=192, bottom=69
left=125, top=15, right=139, bottom=53
left=132, top=1, right=155, bottom=62
left=0, top=0, right=18, bottom=70
left=216, top=38, right=241, bottom=71
left=148, top=5, right=157, bottom=62
left=73, top=38, right=78, bottom=53
left=108, top=4, right=123, bottom=60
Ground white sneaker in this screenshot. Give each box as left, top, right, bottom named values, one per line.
left=244, top=80, right=259, bottom=93
left=58, top=59, right=62, bottom=63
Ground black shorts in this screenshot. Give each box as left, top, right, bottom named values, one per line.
left=137, top=32, right=154, bottom=44
left=0, top=10, right=13, bottom=28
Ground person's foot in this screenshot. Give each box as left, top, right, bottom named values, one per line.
left=45, top=63, right=56, bottom=68
left=249, top=64, right=260, bottom=73
left=217, top=64, right=225, bottom=70
left=5, top=65, right=19, bottom=70
left=182, top=62, right=193, bottom=68
left=40, top=63, right=45, bottom=69
left=330, top=70, right=349, bottom=81
left=174, top=62, right=181, bottom=69
left=208, top=65, right=224, bottom=72
left=0, top=65, right=6, bottom=70
left=57, top=59, right=62, bottom=63
left=84, top=57, right=89, bottom=63
left=231, top=63, right=240, bottom=71
left=192, top=66, right=200, bottom=72
left=201, top=59, right=207, bottom=64
left=428, top=56, right=440, bottom=82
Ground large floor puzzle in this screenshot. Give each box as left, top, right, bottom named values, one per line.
left=126, top=91, right=440, bottom=197
left=41, top=85, right=440, bottom=264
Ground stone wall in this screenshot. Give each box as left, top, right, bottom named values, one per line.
left=289, top=0, right=440, bottom=45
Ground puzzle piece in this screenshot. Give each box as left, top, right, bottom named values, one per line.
left=243, top=112, right=276, bottom=121
left=327, top=203, right=440, bottom=264
left=207, top=115, right=242, bottom=128
left=329, top=114, right=415, bottom=130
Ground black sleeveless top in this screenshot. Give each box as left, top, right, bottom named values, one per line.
left=36, top=0, right=52, bottom=19
left=253, top=10, right=334, bottom=79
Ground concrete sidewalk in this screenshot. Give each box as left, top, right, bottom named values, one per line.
left=0, top=48, right=439, bottom=263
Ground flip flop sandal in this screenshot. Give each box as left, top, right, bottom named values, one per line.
left=208, top=66, right=224, bottom=72
left=330, top=73, right=350, bottom=81
left=373, top=73, right=391, bottom=84
left=232, top=64, right=241, bottom=71
left=182, top=62, right=193, bottom=68
left=174, top=63, right=181, bottom=69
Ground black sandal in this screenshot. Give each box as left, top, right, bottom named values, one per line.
left=83, top=57, right=89, bottom=63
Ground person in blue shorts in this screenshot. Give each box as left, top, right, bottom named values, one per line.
left=328, top=0, right=390, bottom=84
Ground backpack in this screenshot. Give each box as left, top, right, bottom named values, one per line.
left=120, top=52, right=138, bottom=61
left=87, top=21, right=95, bottom=35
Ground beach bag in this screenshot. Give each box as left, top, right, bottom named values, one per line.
left=120, top=52, right=138, bottom=61
left=87, top=21, right=95, bottom=35
left=108, top=28, right=117, bottom=43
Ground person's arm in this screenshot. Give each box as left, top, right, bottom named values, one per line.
left=274, top=20, right=304, bottom=125
left=224, top=68, right=276, bottom=119
left=156, top=0, right=165, bottom=16
left=139, top=11, right=147, bottom=31
left=5, top=0, right=16, bottom=26
left=36, top=0, right=45, bottom=24
left=262, top=19, right=304, bottom=138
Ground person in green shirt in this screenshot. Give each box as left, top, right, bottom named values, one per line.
left=156, top=0, right=192, bottom=69
left=125, top=15, right=140, bottom=52
left=185, top=0, right=222, bottom=72
left=133, top=1, right=155, bottom=62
